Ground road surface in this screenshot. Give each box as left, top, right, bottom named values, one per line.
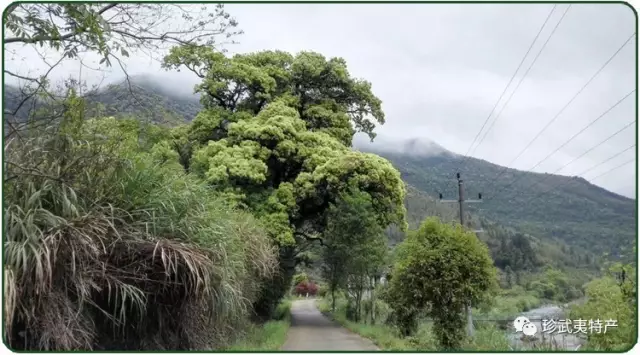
left=281, top=299, right=379, bottom=351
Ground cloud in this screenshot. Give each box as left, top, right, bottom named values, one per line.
left=3, top=3, right=636, bottom=198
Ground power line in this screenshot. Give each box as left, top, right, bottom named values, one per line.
left=523, top=146, right=635, bottom=205
left=525, top=90, right=635, bottom=173
left=479, top=32, right=636, bottom=190
left=482, top=89, right=635, bottom=202
left=589, top=157, right=635, bottom=182
left=485, top=118, right=635, bottom=203
left=466, top=5, right=572, bottom=159
left=538, top=121, right=635, bottom=180
left=455, top=5, right=558, bottom=172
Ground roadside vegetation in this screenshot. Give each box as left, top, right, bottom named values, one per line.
left=225, top=300, right=292, bottom=351
left=3, top=3, right=635, bottom=352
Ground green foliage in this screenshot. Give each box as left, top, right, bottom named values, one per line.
left=3, top=95, right=278, bottom=350
left=162, top=47, right=406, bottom=318
left=225, top=318, right=290, bottom=351
left=292, top=272, right=309, bottom=286
left=273, top=299, right=293, bottom=321
left=385, top=218, right=498, bottom=349
left=321, top=188, right=389, bottom=320
left=163, top=48, right=384, bottom=143
left=569, top=262, right=636, bottom=351
left=397, top=185, right=601, bottom=294
left=522, top=267, right=583, bottom=302
left=187, top=100, right=405, bottom=247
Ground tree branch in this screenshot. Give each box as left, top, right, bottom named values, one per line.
left=295, top=231, right=325, bottom=247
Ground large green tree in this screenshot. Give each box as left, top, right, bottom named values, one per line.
left=163, top=47, right=406, bottom=317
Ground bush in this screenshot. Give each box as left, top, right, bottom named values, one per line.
left=273, top=300, right=292, bottom=321
left=293, top=281, right=318, bottom=296
left=317, top=283, right=328, bottom=297
left=3, top=114, right=278, bottom=350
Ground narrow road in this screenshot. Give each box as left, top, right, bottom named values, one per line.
left=281, top=299, right=379, bottom=351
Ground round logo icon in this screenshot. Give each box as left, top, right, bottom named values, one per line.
left=513, top=316, right=530, bottom=332
left=522, top=322, right=538, bottom=336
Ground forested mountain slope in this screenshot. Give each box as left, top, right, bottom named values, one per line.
left=4, top=76, right=202, bottom=126
left=361, top=141, right=636, bottom=260
left=397, top=185, right=601, bottom=272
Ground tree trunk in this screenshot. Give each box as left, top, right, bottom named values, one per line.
left=370, top=276, right=376, bottom=325
left=331, top=288, right=336, bottom=312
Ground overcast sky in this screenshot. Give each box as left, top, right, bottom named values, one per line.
left=4, top=3, right=637, bottom=198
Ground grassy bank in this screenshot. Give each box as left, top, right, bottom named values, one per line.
left=226, top=300, right=292, bottom=350
left=317, top=297, right=513, bottom=351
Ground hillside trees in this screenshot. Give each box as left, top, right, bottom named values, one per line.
left=569, top=258, right=636, bottom=351
left=162, top=47, right=407, bottom=317
left=384, top=218, right=498, bottom=349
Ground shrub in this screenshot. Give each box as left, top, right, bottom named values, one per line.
left=3, top=114, right=278, bottom=350
left=293, top=281, right=318, bottom=296
left=273, top=300, right=292, bottom=321
left=317, top=283, right=328, bottom=297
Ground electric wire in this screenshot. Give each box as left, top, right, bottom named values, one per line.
left=479, top=32, right=636, bottom=195
left=484, top=119, right=635, bottom=203
left=455, top=5, right=559, bottom=174
left=465, top=5, right=573, bottom=160
left=482, top=90, right=635, bottom=202
left=522, top=145, right=635, bottom=205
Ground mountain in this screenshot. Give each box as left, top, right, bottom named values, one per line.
left=357, top=138, right=636, bottom=261
left=3, top=76, right=203, bottom=127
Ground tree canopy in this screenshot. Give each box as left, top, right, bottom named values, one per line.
left=163, top=48, right=385, bottom=145
left=164, top=48, right=406, bottom=246
left=384, top=218, right=498, bottom=349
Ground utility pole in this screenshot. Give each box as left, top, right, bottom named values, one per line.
left=438, top=172, right=483, bottom=338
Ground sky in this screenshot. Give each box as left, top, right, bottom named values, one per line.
left=4, top=3, right=637, bottom=198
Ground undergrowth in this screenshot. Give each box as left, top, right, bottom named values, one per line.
left=226, top=299, right=292, bottom=350
left=3, top=108, right=278, bottom=350
left=318, top=296, right=516, bottom=351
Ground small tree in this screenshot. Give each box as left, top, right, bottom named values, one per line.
left=321, top=188, right=388, bottom=316
left=386, top=218, right=498, bottom=349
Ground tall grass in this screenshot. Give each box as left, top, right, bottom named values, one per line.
left=226, top=299, right=292, bottom=350
left=3, top=114, right=278, bottom=350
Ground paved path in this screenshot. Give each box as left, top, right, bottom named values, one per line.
left=281, top=299, right=379, bottom=351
